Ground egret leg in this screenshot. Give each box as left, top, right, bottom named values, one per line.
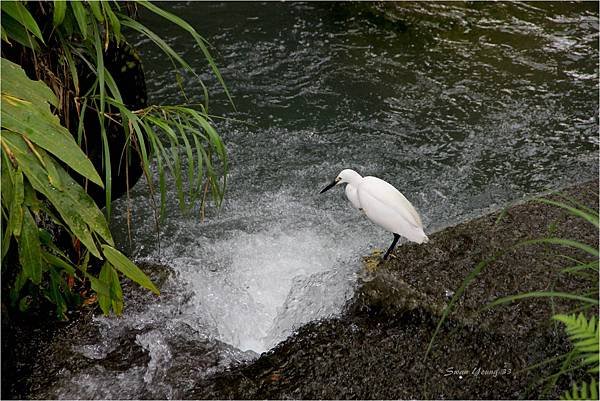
left=383, top=233, right=401, bottom=260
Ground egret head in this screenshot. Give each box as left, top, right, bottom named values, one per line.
left=319, top=169, right=362, bottom=193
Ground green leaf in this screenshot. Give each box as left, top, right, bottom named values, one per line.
left=98, top=262, right=122, bottom=315
left=488, top=292, right=599, bottom=308
left=86, top=273, right=109, bottom=298
left=562, top=378, right=599, bottom=400
left=101, top=2, right=120, bottom=42
left=97, top=264, right=112, bottom=315
left=69, top=1, right=88, bottom=39
left=43, top=251, right=76, bottom=276
left=48, top=267, right=68, bottom=319
left=1, top=58, right=104, bottom=187
left=18, top=295, right=31, bottom=312
left=520, top=238, right=599, bottom=258
left=137, top=0, right=235, bottom=109
left=538, top=198, right=599, bottom=228
left=1, top=1, right=44, bottom=43
left=101, top=245, right=159, bottom=295
left=60, top=42, right=80, bottom=94
left=23, top=180, right=42, bottom=212
left=91, top=23, right=111, bottom=217
left=0, top=150, right=15, bottom=208
left=1, top=12, right=39, bottom=50
left=1, top=26, right=8, bottom=43
left=18, top=207, right=42, bottom=284
left=9, top=166, right=24, bottom=237
left=87, top=1, right=104, bottom=22
left=554, top=313, right=600, bottom=375
left=9, top=268, right=27, bottom=306
left=2, top=131, right=113, bottom=258
left=52, top=0, right=67, bottom=27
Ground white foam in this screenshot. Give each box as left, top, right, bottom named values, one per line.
left=158, top=189, right=371, bottom=353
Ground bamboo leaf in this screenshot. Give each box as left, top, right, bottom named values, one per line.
left=48, top=267, right=67, bottom=319
left=98, top=262, right=123, bottom=315
left=1, top=26, right=8, bottom=43
left=2, top=131, right=113, bottom=258
left=87, top=1, right=104, bottom=22
left=18, top=207, right=43, bottom=284
left=1, top=13, right=39, bottom=50
left=52, top=0, right=67, bottom=27
left=1, top=0, right=44, bottom=42
left=43, top=251, right=76, bottom=276
left=101, top=2, right=121, bottom=42
left=119, top=16, right=191, bottom=73
left=70, top=1, right=88, bottom=39
left=10, top=166, right=24, bottom=237
left=1, top=58, right=104, bottom=187
left=98, top=263, right=112, bottom=315
left=61, top=42, right=80, bottom=92
left=137, top=0, right=235, bottom=109
left=102, top=245, right=159, bottom=295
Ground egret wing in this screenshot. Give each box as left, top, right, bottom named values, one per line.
left=357, top=186, right=428, bottom=243
left=359, top=177, right=423, bottom=228
left=345, top=184, right=361, bottom=209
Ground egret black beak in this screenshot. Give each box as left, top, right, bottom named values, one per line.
left=320, top=180, right=337, bottom=194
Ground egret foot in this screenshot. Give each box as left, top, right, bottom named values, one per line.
left=382, top=233, right=401, bottom=260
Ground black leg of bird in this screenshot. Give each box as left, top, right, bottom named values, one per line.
left=383, top=233, right=401, bottom=260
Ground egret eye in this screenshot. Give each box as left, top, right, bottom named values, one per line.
left=336, top=177, right=341, bottom=182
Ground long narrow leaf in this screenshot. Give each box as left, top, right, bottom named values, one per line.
left=18, top=207, right=43, bottom=284
left=1, top=1, right=44, bottom=42
left=137, top=0, right=235, bottom=109
left=101, top=245, right=159, bottom=295
left=487, top=292, right=599, bottom=308
left=520, top=238, right=599, bottom=258
left=70, top=1, right=89, bottom=39
left=52, top=0, right=67, bottom=27
left=538, top=198, right=599, bottom=228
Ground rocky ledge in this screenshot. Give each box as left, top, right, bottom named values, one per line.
left=190, top=180, right=598, bottom=399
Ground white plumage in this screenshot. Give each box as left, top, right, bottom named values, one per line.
left=320, top=169, right=428, bottom=259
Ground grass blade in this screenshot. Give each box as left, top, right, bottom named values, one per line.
left=486, top=292, right=599, bottom=308
left=538, top=198, right=599, bottom=228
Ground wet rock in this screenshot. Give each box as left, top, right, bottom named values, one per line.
left=6, top=181, right=597, bottom=399
left=22, top=262, right=258, bottom=400
left=190, top=180, right=598, bottom=399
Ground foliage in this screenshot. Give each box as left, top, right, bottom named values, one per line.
left=553, top=314, right=599, bottom=374
left=555, top=313, right=599, bottom=400
left=1, top=1, right=231, bottom=317
left=562, top=378, right=598, bottom=400
left=426, top=196, right=599, bottom=397
left=1, top=58, right=158, bottom=318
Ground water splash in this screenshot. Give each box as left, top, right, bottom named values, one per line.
left=32, top=1, right=598, bottom=398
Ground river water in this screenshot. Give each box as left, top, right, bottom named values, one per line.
left=42, top=2, right=598, bottom=399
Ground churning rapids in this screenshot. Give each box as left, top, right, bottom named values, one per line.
left=39, top=2, right=597, bottom=399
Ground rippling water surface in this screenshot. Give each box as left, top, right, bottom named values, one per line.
left=43, top=2, right=598, bottom=398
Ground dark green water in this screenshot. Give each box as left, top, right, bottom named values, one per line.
left=39, top=2, right=599, bottom=398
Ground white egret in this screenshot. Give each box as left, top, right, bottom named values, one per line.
left=320, top=169, right=429, bottom=260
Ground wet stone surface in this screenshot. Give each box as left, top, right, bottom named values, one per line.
left=189, top=180, right=598, bottom=399
left=12, top=181, right=599, bottom=400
